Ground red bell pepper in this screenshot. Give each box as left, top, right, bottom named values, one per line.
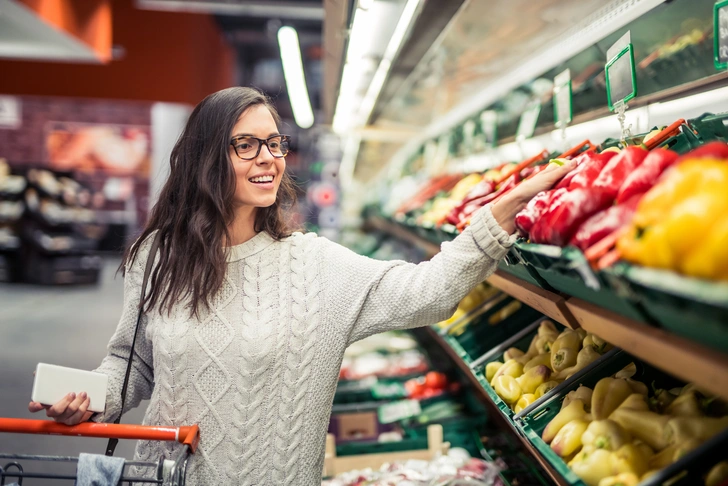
left=531, top=188, right=614, bottom=246
left=529, top=188, right=569, bottom=244
left=593, top=146, right=649, bottom=199
left=554, top=151, right=595, bottom=189
left=677, top=141, right=728, bottom=162
left=569, top=196, right=641, bottom=251
left=445, top=179, right=496, bottom=225
left=567, top=151, right=617, bottom=190
left=616, top=148, right=679, bottom=204
left=516, top=189, right=557, bottom=236
left=452, top=173, right=521, bottom=225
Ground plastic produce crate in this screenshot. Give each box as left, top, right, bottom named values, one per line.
left=498, top=246, right=555, bottom=290
left=516, top=350, right=728, bottom=486
left=469, top=317, right=617, bottom=424
left=515, top=242, right=649, bottom=323
left=445, top=294, right=542, bottom=362
left=615, top=263, right=728, bottom=354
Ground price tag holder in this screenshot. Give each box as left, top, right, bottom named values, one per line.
left=553, top=69, right=572, bottom=128
left=378, top=399, right=421, bottom=424
left=462, top=119, right=476, bottom=155
left=516, top=102, right=542, bottom=142
left=480, top=110, right=498, bottom=149
left=715, top=0, right=728, bottom=70
left=371, top=381, right=407, bottom=400
left=605, top=32, right=637, bottom=111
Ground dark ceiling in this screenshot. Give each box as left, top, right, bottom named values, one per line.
left=137, top=0, right=326, bottom=125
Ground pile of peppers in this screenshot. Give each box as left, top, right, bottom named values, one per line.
left=540, top=370, right=728, bottom=486
left=517, top=141, right=728, bottom=266
left=617, top=142, right=728, bottom=280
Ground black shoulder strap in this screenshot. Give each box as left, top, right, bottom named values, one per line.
left=105, top=232, right=162, bottom=456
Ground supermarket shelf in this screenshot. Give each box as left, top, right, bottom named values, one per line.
left=419, top=326, right=570, bottom=486
left=486, top=271, right=579, bottom=329
left=567, top=298, right=728, bottom=403
left=369, top=216, right=728, bottom=403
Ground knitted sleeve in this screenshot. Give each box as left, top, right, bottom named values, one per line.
left=319, top=204, right=516, bottom=345
left=91, top=237, right=155, bottom=423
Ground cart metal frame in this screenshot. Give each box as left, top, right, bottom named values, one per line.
left=0, top=418, right=199, bottom=485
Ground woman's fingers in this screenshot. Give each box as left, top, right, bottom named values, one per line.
left=66, top=395, right=91, bottom=425
left=45, top=392, right=76, bottom=419
left=28, top=401, right=49, bottom=413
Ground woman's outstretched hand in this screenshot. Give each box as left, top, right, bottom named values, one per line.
left=491, top=160, right=578, bottom=234
left=28, top=392, right=94, bottom=425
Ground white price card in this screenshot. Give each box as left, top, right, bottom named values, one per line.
left=715, top=0, right=728, bottom=69
left=516, top=102, right=542, bottom=141
left=553, top=69, right=572, bottom=128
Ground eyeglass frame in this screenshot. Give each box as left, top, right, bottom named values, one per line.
left=229, top=134, right=291, bottom=160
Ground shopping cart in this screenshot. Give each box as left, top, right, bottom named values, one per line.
left=0, top=418, right=199, bottom=485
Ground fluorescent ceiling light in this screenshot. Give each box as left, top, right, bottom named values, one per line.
left=358, top=0, right=420, bottom=125
left=278, top=26, right=315, bottom=129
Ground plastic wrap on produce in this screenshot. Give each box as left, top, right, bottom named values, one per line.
left=322, top=450, right=502, bottom=486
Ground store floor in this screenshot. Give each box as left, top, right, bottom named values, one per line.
left=0, top=258, right=147, bottom=483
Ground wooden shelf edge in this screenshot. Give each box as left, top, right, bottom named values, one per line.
left=487, top=270, right=580, bottom=329
left=421, top=327, right=571, bottom=486
left=566, top=298, right=728, bottom=402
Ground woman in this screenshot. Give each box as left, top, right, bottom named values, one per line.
left=29, top=87, right=575, bottom=485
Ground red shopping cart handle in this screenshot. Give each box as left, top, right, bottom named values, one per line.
left=0, top=418, right=200, bottom=453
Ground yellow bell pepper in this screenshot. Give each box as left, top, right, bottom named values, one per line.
left=514, top=393, right=537, bottom=414
left=592, top=378, right=633, bottom=420
left=524, top=353, right=553, bottom=372
left=543, top=399, right=588, bottom=444
left=597, top=473, right=640, bottom=486
left=493, top=375, right=522, bottom=404
left=610, top=443, right=649, bottom=476
left=551, top=419, right=590, bottom=457
left=570, top=448, right=617, bottom=486
left=706, top=461, right=728, bottom=486
left=516, top=365, right=552, bottom=394
left=490, top=359, right=524, bottom=386
left=535, top=380, right=560, bottom=399
left=581, top=420, right=631, bottom=452
left=485, top=361, right=504, bottom=382
left=681, top=216, right=728, bottom=281
left=618, top=159, right=728, bottom=277
left=551, top=330, right=581, bottom=372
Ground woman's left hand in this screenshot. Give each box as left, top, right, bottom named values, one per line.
left=491, top=160, right=578, bottom=234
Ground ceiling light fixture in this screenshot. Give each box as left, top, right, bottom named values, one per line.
left=278, top=26, right=315, bottom=129
left=357, top=0, right=420, bottom=125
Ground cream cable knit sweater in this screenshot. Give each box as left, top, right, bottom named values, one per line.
left=92, top=205, right=515, bottom=485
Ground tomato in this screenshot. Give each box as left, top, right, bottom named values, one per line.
left=424, top=372, right=448, bottom=389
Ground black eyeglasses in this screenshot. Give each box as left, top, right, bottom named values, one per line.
left=230, top=135, right=291, bottom=160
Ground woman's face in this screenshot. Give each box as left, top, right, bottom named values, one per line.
left=228, top=104, right=286, bottom=210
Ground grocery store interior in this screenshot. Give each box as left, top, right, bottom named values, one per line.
left=2, top=0, right=728, bottom=485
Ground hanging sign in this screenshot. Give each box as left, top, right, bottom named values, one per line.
left=715, top=0, right=728, bottom=69
left=605, top=32, right=637, bottom=111
left=516, top=102, right=542, bottom=141
left=553, top=69, right=573, bottom=128
left=480, top=110, right=498, bottom=148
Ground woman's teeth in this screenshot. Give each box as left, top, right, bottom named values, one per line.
left=249, top=176, right=274, bottom=183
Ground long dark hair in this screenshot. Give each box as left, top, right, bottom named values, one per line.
left=123, top=87, right=298, bottom=317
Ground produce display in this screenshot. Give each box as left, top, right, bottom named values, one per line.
left=322, top=450, right=503, bottom=486
left=539, top=371, right=728, bottom=486
left=617, top=142, right=728, bottom=280
left=486, top=321, right=612, bottom=412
